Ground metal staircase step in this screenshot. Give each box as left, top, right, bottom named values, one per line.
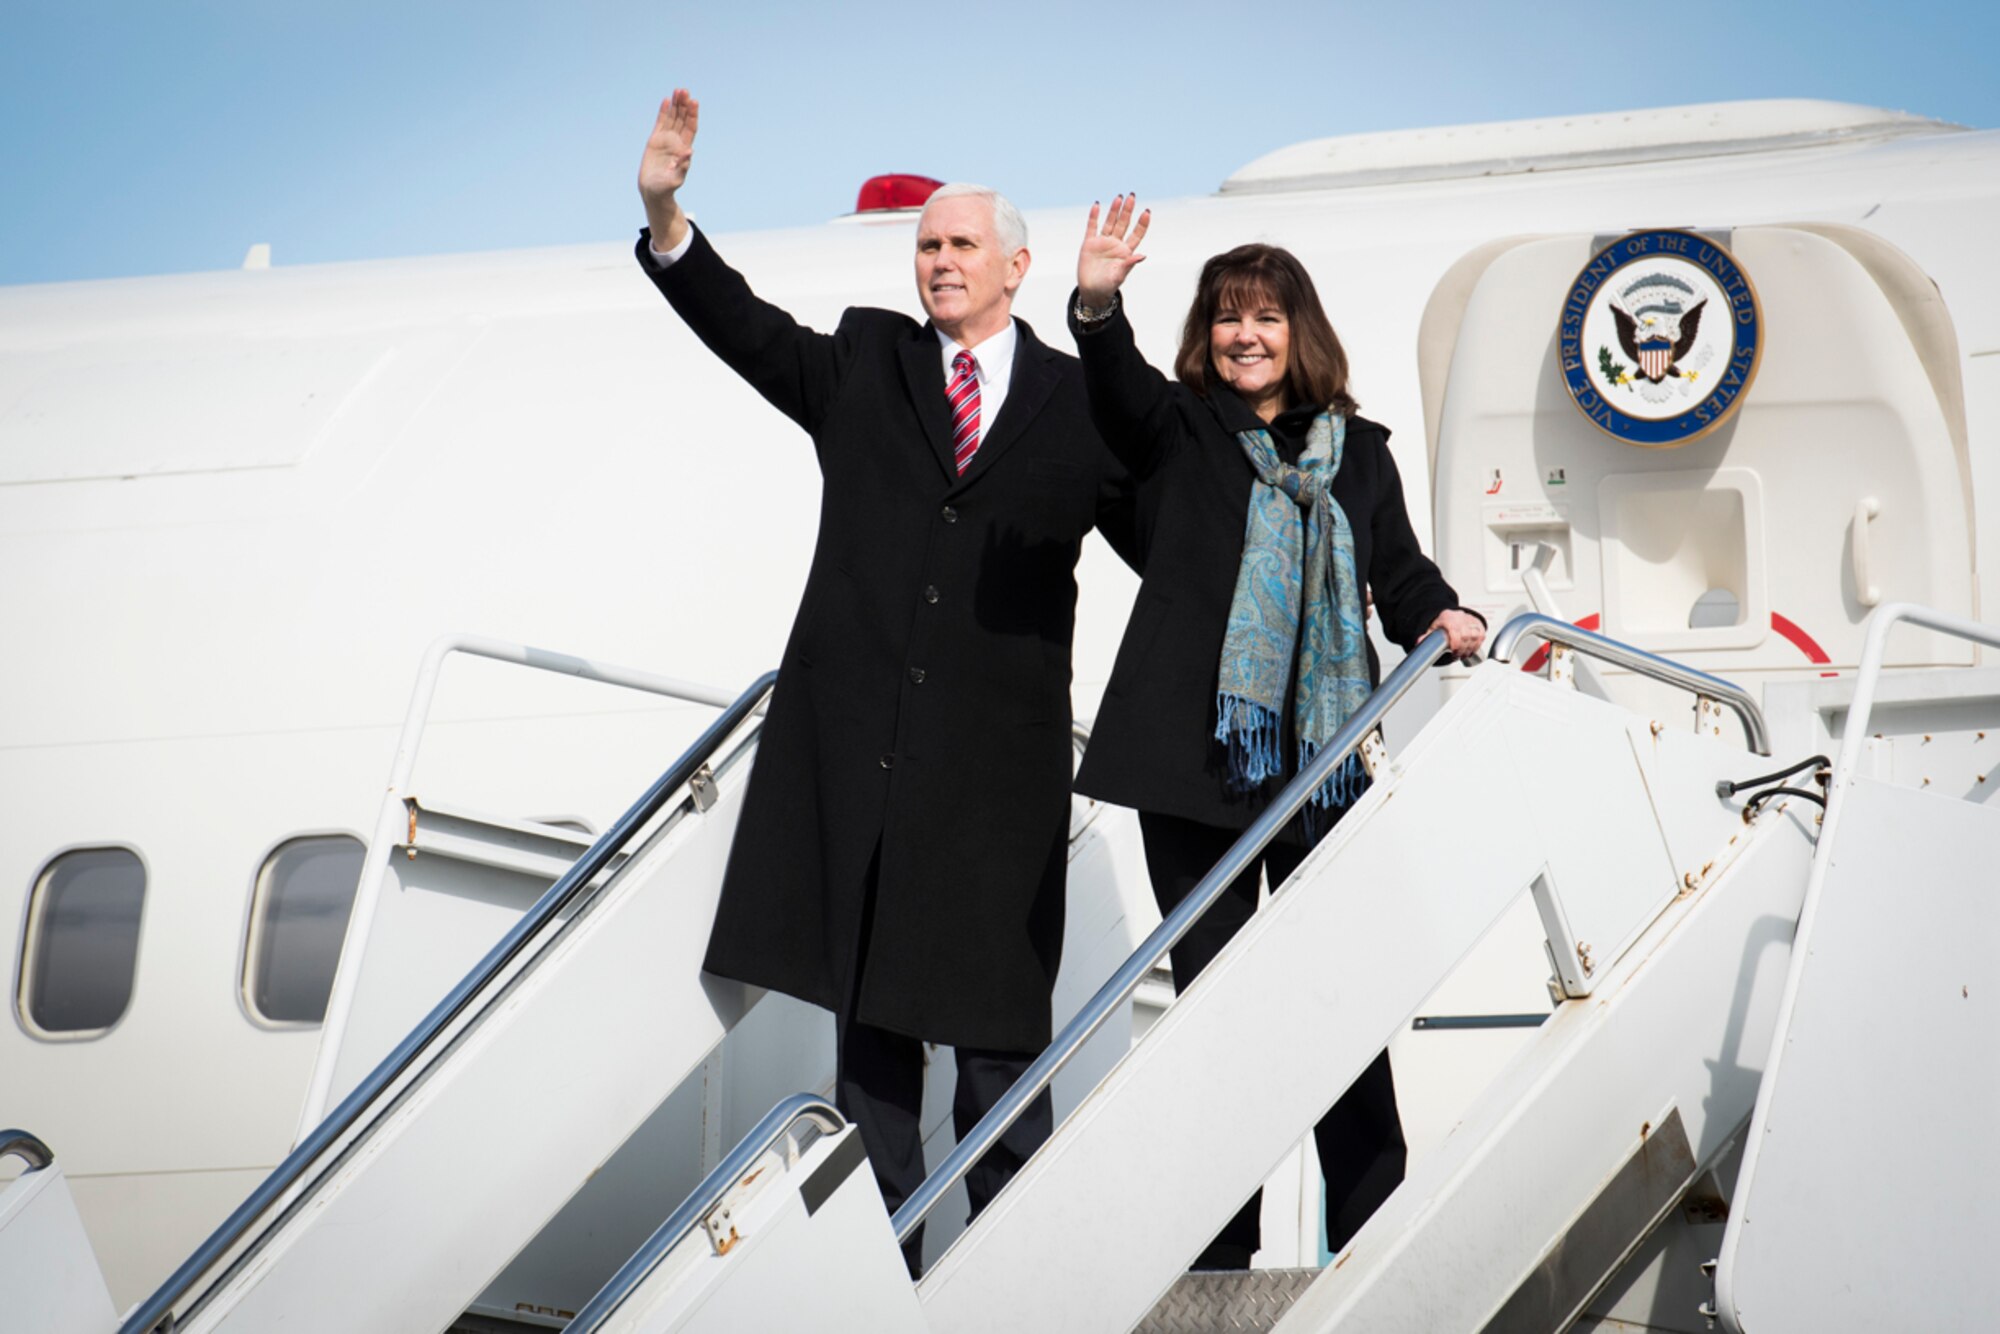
left=449, top=1312, right=561, bottom=1333
left=1135, top=1268, right=1319, bottom=1334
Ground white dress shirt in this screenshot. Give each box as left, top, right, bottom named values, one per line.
left=648, top=227, right=696, bottom=266
left=935, top=322, right=1015, bottom=447
left=648, top=228, right=1016, bottom=446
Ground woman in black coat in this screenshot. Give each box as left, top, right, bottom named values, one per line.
left=1068, top=197, right=1486, bottom=1268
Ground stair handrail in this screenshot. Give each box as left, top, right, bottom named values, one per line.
left=1810, top=602, right=1998, bottom=810
left=303, top=633, right=744, bottom=1127
left=119, top=669, right=779, bottom=1334
left=892, top=629, right=1451, bottom=1244
left=1489, top=612, right=1771, bottom=755
left=0, top=1129, right=52, bottom=1173
left=1714, top=602, right=2000, bottom=1332
left=567, top=1094, right=846, bottom=1331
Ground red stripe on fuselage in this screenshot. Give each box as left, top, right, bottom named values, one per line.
left=1770, top=611, right=1838, bottom=676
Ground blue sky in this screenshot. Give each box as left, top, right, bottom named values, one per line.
left=5, top=0, right=1997, bottom=286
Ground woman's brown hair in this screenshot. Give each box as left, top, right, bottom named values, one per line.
left=1173, top=244, right=1357, bottom=415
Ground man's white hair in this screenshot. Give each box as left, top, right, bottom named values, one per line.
left=924, top=182, right=1029, bottom=255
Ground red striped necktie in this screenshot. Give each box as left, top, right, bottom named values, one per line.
left=947, top=350, right=982, bottom=474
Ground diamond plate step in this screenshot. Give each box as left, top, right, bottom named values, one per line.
left=1134, top=1268, right=1320, bottom=1334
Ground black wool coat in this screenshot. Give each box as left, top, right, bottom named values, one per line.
left=640, top=228, right=1138, bottom=1053
left=1068, top=296, right=1469, bottom=831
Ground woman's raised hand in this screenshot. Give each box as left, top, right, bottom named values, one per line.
left=1077, top=194, right=1151, bottom=308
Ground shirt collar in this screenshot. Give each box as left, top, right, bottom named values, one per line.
left=937, top=319, right=1018, bottom=392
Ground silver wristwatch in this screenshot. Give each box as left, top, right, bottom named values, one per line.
left=1073, top=292, right=1121, bottom=324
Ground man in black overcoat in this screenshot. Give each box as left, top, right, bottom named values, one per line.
left=635, top=91, right=1136, bottom=1263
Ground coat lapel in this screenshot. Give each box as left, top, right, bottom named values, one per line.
left=959, top=318, right=1058, bottom=483
left=897, top=328, right=961, bottom=481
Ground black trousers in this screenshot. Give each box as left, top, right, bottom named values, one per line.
left=1138, top=810, right=1407, bottom=1267
left=834, top=846, right=1052, bottom=1275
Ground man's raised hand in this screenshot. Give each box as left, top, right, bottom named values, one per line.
left=1077, top=194, right=1151, bottom=309
left=639, top=89, right=700, bottom=249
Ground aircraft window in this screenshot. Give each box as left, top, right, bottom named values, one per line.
left=1688, top=587, right=1743, bottom=629
left=19, top=847, right=146, bottom=1038
left=244, top=835, right=365, bottom=1026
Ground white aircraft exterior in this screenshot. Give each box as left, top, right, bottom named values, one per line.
left=2, top=98, right=1995, bottom=1331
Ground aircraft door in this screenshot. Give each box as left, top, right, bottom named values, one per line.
left=1421, top=224, right=1976, bottom=699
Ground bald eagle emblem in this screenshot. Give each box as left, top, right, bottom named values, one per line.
left=1611, top=274, right=1705, bottom=383
left=1558, top=229, right=1762, bottom=447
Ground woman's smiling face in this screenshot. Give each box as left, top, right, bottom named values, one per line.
left=1209, top=288, right=1292, bottom=417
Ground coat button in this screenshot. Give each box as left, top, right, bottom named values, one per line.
left=879, top=753, right=895, bottom=770
left=908, top=667, right=926, bottom=684
left=923, top=585, right=939, bottom=604
left=941, top=506, right=958, bottom=523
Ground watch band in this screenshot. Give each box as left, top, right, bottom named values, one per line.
left=1073, top=292, right=1121, bottom=324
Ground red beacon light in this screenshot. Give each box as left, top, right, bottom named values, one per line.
left=854, top=174, right=943, bottom=213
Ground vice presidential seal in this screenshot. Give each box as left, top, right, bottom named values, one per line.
left=1557, top=229, right=1761, bottom=447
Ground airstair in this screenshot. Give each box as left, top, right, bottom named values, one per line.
left=559, top=608, right=1998, bottom=1333
left=99, top=634, right=1156, bottom=1334
left=1, top=1131, right=115, bottom=1334
left=65, top=605, right=1999, bottom=1332
left=109, top=641, right=777, bottom=1334
left=545, top=613, right=1862, bottom=1334
left=1710, top=604, right=2000, bottom=1332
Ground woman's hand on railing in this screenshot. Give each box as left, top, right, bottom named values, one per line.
left=1430, top=609, right=1486, bottom=662
left=1077, top=194, right=1150, bottom=310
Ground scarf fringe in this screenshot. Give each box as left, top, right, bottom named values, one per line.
left=1300, top=749, right=1370, bottom=842
left=1217, top=694, right=1372, bottom=841
left=1215, top=692, right=1285, bottom=788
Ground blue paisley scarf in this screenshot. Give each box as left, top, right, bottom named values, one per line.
left=1214, top=411, right=1371, bottom=825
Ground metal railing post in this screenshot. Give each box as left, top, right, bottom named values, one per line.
left=566, top=1095, right=845, bottom=1330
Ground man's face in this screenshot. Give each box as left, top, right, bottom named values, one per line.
left=914, top=195, right=1029, bottom=344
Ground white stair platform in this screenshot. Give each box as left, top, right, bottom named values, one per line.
left=1715, top=777, right=2000, bottom=1331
